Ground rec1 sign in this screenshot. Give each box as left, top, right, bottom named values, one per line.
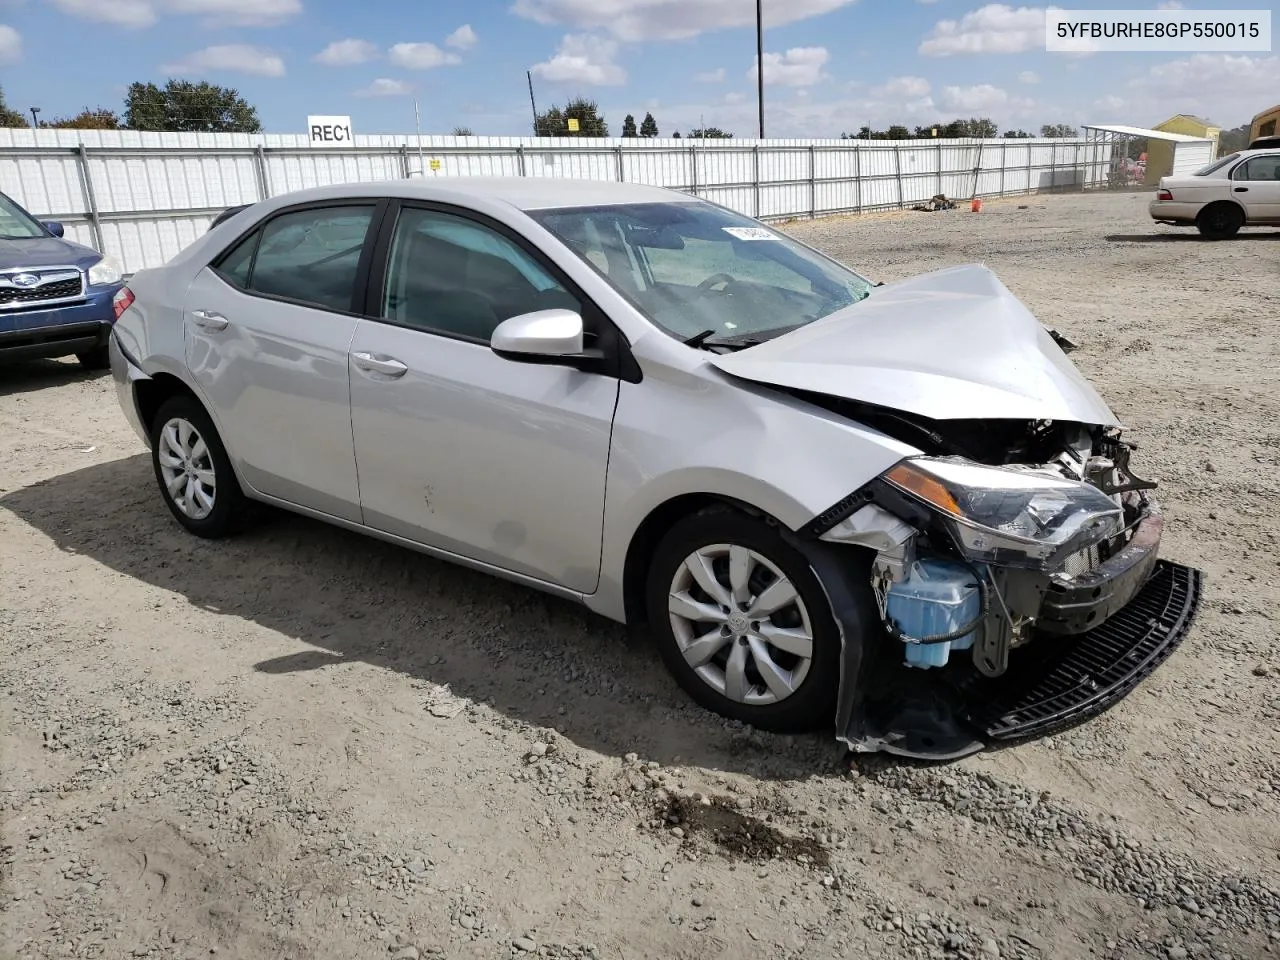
left=307, top=115, right=353, bottom=145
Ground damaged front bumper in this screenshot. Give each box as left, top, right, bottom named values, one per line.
left=791, top=488, right=1204, bottom=761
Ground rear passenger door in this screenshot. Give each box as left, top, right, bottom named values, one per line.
left=185, top=200, right=386, bottom=521
left=1231, top=154, right=1280, bottom=221
left=346, top=202, right=620, bottom=592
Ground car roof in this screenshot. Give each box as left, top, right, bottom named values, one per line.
left=251, top=177, right=692, bottom=213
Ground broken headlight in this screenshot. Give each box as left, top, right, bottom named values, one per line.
left=881, top=457, right=1122, bottom=572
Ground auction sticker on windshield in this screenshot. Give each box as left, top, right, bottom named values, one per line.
left=723, top=227, right=775, bottom=240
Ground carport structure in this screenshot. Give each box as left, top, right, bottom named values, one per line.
left=1082, top=124, right=1216, bottom=190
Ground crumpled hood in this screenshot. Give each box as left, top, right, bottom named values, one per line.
left=0, top=235, right=102, bottom=270
left=710, top=263, right=1119, bottom=426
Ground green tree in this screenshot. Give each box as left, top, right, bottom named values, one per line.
left=1002, top=129, right=1033, bottom=138
left=45, top=107, right=121, bottom=130
left=621, top=113, right=638, bottom=137
left=689, top=126, right=733, bottom=139
left=1040, top=123, right=1078, bottom=138
left=535, top=97, right=608, bottom=137
left=672, top=130, right=681, bottom=138
left=0, top=86, right=27, bottom=127
left=124, top=80, right=262, bottom=133
left=1218, top=124, right=1249, bottom=155
left=639, top=111, right=658, bottom=138
left=885, top=125, right=911, bottom=139
left=451, top=126, right=474, bottom=136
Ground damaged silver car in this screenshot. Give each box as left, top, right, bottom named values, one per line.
left=108, top=178, right=1203, bottom=758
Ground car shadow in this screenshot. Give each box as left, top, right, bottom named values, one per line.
left=1104, top=232, right=1280, bottom=243
left=1, top=454, right=861, bottom=781
left=0, top=358, right=104, bottom=397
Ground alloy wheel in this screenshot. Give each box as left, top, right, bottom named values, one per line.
left=157, top=417, right=217, bottom=521
left=667, top=543, right=815, bottom=706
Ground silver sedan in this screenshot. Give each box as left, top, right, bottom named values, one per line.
left=109, top=178, right=1202, bottom=758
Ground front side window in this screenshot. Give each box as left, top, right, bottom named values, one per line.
left=529, top=201, right=873, bottom=343
left=1237, top=155, right=1280, bottom=181
left=242, top=205, right=376, bottom=313
left=381, top=207, right=581, bottom=342
left=0, top=192, right=48, bottom=240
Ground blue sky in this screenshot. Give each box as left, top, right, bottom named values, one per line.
left=0, top=0, right=1275, bottom=136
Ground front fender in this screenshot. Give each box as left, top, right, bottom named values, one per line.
left=587, top=370, right=919, bottom=623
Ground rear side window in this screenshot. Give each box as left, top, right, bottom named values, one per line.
left=212, top=205, right=376, bottom=313
left=1237, top=155, right=1280, bottom=181
left=214, top=232, right=258, bottom=289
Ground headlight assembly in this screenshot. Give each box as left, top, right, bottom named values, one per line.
left=881, top=457, right=1123, bottom=572
left=87, top=255, right=123, bottom=287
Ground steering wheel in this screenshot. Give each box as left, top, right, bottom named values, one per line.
left=696, top=273, right=737, bottom=294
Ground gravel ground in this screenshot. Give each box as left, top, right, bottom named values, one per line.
left=2, top=190, right=1279, bottom=960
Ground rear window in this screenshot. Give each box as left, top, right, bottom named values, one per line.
left=1194, top=155, right=1240, bottom=176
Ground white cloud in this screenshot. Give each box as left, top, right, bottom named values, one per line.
left=513, top=0, right=857, bottom=42
left=1156, top=1, right=1183, bottom=8
left=167, top=0, right=299, bottom=25
left=696, top=67, right=726, bottom=83
left=49, top=0, right=156, bottom=26
left=1134, top=54, right=1280, bottom=125
left=314, top=39, right=379, bottom=66
left=161, top=44, right=285, bottom=77
left=354, top=78, right=414, bottom=98
left=873, top=75, right=931, bottom=99
left=531, top=34, right=626, bottom=85
left=445, top=24, right=477, bottom=50
left=50, top=0, right=299, bottom=27
left=749, top=46, right=830, bottom=87
left=1017, top=69, right=1040, bottom=83
left=389, top=42, right=462, bottom=69
left=1093, top=94, right=1126, bottom=113
left=0, top=24, right=19, bottom=64
left=939, top=82, right=1033, bottom=113
left=919, top=4, right=1045, bottom=57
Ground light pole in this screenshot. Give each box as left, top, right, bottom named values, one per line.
left=29, top=106, right=40, bottom=129
left=756, top=0, right=764, bottom=138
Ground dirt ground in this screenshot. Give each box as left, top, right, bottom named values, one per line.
left=2, top=191, right=1279, bottom=960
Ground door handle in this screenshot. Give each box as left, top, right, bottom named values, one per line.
left=1233, top=186, right=1249, bottom=192
left=191, top=309, right=229, bottom=331
left=352, top=351, right=408, bottom=378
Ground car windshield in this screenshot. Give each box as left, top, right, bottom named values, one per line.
left=1193, top=155, right=1239, bottom=176
left=528, top=201, right=874, bottom=343
left=0, top=192, right=47, bottom=240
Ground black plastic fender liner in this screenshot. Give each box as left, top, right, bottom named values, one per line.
left=782, top=531, right=986, bottom=760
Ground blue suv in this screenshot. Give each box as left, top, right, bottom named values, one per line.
left=0, top=190, right=125, bottom=369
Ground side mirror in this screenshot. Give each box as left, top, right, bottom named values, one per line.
left=43, top=221, right=65, bottom=238
left=491, top=309, right=585, bottom=360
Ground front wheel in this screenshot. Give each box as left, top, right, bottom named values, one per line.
left=76, top=344, right=110, bottom=370
left=645, top=509, right=843, bottom=733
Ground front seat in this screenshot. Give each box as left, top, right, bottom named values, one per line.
left=395, top=232, right=500, bottom=341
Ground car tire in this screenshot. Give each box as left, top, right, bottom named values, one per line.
left=645, top=508, right=843, bottom=733
left=1195, top=203, right=1243, bottom=240
left=76, top=344, right=110, bottom=370
left=149, top=395, right=248, bottom=539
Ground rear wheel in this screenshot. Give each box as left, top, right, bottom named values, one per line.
left=149, top=395, right=248, bottom=538
left=645, top=509, right=843, bottom=732
left=1195, top=203, right=1243, bottom=240
left=76, top=344, right=110, bottom=370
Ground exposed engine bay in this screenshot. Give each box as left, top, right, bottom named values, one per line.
left=782, top=391, right=1199, bottom=760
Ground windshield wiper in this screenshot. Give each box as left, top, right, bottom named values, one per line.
left=682, top=329, right=718, bottom=347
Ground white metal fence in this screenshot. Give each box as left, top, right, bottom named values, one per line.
left=0, top=129, right=1117, bottom=275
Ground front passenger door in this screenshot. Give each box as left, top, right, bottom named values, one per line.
left=347, top=204, right=620, bottom=592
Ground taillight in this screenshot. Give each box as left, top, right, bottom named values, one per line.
left=112, top=286, right=134, bottom=321
left=1156, top=188, right=1173, bottom=201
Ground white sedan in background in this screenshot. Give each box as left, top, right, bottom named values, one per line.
left=1149, top=148, right=1280, bottom=238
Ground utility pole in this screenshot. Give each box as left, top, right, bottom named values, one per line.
left=413, top=99, right=425, bottom=176
left=29, top=106, right=40, bottom=129
left=756, top=0, right=764, bottom=139
left=527, top=71, right=539, bottom=136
